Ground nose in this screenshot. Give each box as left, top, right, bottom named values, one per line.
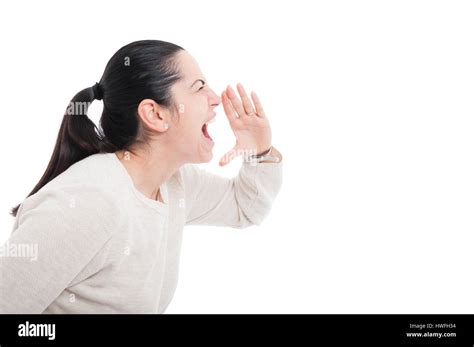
left=209, top=88, right=221, bottom=108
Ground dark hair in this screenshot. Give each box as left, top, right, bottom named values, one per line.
left=10, top=40, right=185, bottom=217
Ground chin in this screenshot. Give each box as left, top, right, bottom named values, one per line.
left=195, top=141, right=214, bottom=163
left=200, top=151, right=213, bottom=163
left=187, top=150, right=213, bottom=164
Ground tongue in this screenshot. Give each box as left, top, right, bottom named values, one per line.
left=202, top=124, right=213, bottom=141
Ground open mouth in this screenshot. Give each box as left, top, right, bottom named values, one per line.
left=201, top=118, right=214, bottom=142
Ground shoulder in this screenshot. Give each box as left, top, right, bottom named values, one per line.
left=20, top=152, right=126, bottom=218
left=17, top=181, right=123, bottom=240
left=179, top=164, right=205, bottom=186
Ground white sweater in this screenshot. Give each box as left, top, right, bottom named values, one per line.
left=0, top=152, right=283, bottom=313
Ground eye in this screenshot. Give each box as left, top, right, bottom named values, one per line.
left=198, top=84, right=205, bottom=91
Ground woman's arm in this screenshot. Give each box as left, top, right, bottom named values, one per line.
left=182, top=150, right=283, bottom=228
left=0, top=187, right=114, bottom=313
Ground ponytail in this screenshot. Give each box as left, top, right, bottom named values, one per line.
left=10, top=84, right=109, bottom=217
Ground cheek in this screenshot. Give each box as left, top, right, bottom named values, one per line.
left=175, top=116, right=202, bottom=147
left=172, top=96, right=209, bottom=151
left=181, top=95, right=207, bottom=114
left=180, top=102, right=207, bottom=133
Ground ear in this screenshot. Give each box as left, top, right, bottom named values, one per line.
left=137, top=99, right=170, bottom=133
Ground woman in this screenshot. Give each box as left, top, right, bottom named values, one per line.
left=0, top=40, right=283, bottom=313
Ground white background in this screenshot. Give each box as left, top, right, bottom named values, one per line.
left=1, top=0, right=473, bottom=313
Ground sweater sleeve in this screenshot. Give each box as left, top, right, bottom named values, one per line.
left=0, top=186, right=116, bottom=313
left=181, top=159, right=283, bottom=228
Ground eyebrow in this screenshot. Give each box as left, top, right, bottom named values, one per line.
left=191, top=79, right=206, bottom=88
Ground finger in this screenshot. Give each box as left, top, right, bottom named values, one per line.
left=236, top=83, right=256, bottom=116
left=250, top=91, right=266, bottom=118
left=221, top=91, right=238, bottom=124
left=219, top=146, right=238, bottom=166
left=226, top=85, right=247, bottom=118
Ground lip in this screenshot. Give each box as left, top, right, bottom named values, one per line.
left=201, top=112, right=215, bottom=146
left=204, top=113, right=217, bottom=124
left=202, top=125, right=214, bottom=146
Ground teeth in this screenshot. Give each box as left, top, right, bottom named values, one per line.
left=204, top=117, right=216, bottom=126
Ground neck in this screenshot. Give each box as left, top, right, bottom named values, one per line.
left=115, top=145, right=182, bottom=202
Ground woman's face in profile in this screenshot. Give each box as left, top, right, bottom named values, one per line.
left=168, top=50, right=221, bottom=164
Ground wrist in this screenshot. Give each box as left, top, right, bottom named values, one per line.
left=245, top=145, right=281, bottom=165
left=255, top=145, right=272, bottom=157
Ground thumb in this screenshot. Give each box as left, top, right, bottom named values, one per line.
left=219, top=147, right=238, bottom=166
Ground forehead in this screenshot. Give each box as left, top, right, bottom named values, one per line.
left=175, top=50, right=204, bottom=83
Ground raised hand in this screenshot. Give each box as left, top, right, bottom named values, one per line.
left=219, top=83, right=272, bottom=166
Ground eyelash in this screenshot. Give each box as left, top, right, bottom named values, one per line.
left=198, top=81, right=206, bottom=91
